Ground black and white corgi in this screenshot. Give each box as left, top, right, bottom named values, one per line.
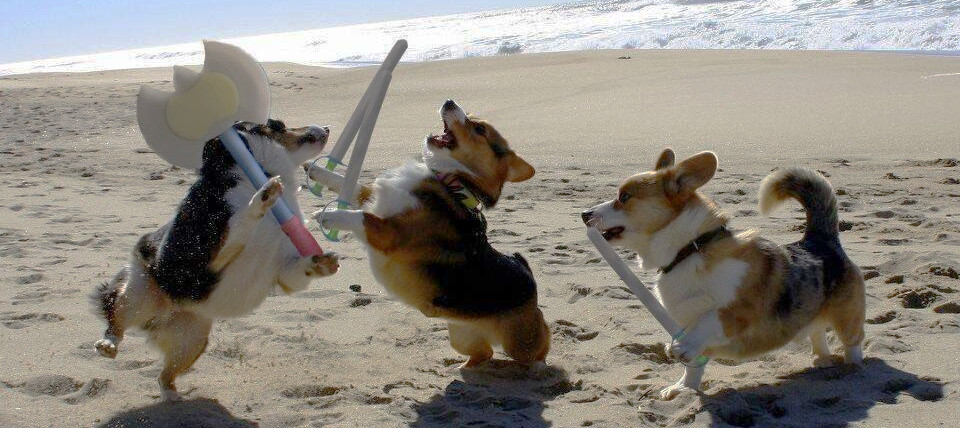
left=93, top=120, right=339, bottom=401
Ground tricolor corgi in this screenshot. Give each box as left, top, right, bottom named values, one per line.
left=93, top=120, right=340, bottom=401
left=581, top=149, right=865, bottom=400
left=310, top=100, right=550, bottom=368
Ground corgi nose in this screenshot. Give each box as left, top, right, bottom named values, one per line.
left=581, top=209, right=594, bottom=225
left=442, top=99, right=457, bottom=110
left=305, top=125, right=329, bottom=140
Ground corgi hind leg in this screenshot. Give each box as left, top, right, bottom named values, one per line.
left=809, top=323, right=841, bottom=367
left=148, top=310, right=213, bottom=401
left=831, top=308, right=865, bottom=365
left=448, top=321, right=493, bottom=368
left=827, top=272, right=866, bottom=365
left=95, top=264, right=169, bottom=359
left=500, top=307, right=550, bottom=364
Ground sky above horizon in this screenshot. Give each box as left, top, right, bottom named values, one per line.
left=0, top=0, right=559, bottom=63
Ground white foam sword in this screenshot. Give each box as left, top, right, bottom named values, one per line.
left=305, top=40, right=407, bottom=241
left=585, top=226, right=709, bottom=366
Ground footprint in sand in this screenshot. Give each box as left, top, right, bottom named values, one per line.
left=281, top=384, right=342, bottom=399
left=0, top=311, right=64, bottom=329
left=567, top=283, right=635, bottom=302
left=615, top=342, right=671, bottom=364
left=2, top=374, right=110, bottom=404
left=933, top=301, right=960, bottom=314
left=866, top=310, right=898, bottom=324
left=16, top=273, right=43, bottom=284
left=889, top=288, right=941, bottom=309
left=864, top=335, right=914, bottom=355
left=553, top=319, right=600, bottom=342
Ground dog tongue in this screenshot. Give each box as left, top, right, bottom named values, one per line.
left=431, top=130, right=454, bottom=148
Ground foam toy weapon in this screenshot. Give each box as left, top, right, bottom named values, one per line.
left=137, top=40, right=324, bottom=256
left=306, top=40, right=407, bottom=241
left=585, top=226, right=709, bottom=366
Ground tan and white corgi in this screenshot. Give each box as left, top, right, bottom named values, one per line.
left=310, top=100, right=549, bottom=368
left=581, top=149, right=865, bottom=400
left=93, top=120, right=340, bottom=401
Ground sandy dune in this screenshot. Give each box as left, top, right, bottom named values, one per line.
left=1, top=50, right=958, bottom=427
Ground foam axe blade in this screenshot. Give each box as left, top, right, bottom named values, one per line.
left=137, top=40, right=270, bottom=169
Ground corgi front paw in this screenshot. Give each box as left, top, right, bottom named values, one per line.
left=659, top=380, right=698, bottom=401
left=308, top=253, right=340, bottom=277
left=253, top=176, right=283, bottom=217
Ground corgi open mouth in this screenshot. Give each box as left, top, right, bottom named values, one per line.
left=601, top=226, right=625, bottom=241
left=428, top=122, right=456, bottom=149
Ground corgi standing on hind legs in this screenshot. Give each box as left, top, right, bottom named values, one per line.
left=93, top=121, right=340, bottom=401
left=311, top=100, right=551, bottom=369
left=582, top=149, right=865, bottom=400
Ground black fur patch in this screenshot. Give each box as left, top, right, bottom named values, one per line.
left=415, top=180, right=538, bottom=317
left=93, top=280, right=119, bottom=320
left=427, top=244, right=537, bottom=317
left=150, top=137, right=239, bottom=301
left=792, top=236, right=846, bottom=295
left=774, top=236, right=847, bottom=318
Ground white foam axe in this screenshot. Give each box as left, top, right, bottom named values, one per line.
left=137, top=40, right=324, bottom=256
left=585, top=226, right=709, bottom=366
left=306, top=40, right=407, bottom=241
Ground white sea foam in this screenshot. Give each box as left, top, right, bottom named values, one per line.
left=2, top=0, right=959, bottom=76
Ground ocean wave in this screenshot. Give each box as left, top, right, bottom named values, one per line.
left=2, top=0, right=959, bottom=76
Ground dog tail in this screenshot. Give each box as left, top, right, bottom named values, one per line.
left=91, top=268, right=126, bottom=320
left=759, top=167, right=838, bottom=239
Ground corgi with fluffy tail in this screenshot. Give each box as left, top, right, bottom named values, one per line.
left=582, top=149, right=865, bottom=400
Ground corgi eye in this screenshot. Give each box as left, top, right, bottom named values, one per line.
left=474, top=125, right=486, bottom=136
left=618, top=192, right=631, bottom=204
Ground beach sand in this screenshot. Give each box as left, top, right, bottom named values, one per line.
left=1, top=50, right=958, bottom=427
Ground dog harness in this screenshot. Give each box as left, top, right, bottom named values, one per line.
left=433, top=170, right=482, bottom=212
left=659, top=226, right=731, bottom=274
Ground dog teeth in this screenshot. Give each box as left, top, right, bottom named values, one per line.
left=602, top=227, right=625, bottom=240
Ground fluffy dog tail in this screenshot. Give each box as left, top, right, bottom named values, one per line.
left=91, top=268, right=126, bottom=320
left=759, top=167, right=838, bottom=239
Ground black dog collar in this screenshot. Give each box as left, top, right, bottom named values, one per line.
left=659, top=226, right=731, bottom=274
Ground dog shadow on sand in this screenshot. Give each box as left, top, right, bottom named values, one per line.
left=685, top=358, right=944, bottom=427
left=411, top=360, right=571, bottom=428
left=97, top=398, right=256, bottom=428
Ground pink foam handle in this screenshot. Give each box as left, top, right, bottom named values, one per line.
left=281, top=217, right=324, bottom=256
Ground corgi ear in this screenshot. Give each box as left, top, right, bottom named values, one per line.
left=654, top=148, right=675, bottom=170
left=671, top=151, right=717, bottom=196
left=506, top=154, right=535, bottom=182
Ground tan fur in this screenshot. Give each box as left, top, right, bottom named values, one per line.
left=444, top=114, right=535, bottom=200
